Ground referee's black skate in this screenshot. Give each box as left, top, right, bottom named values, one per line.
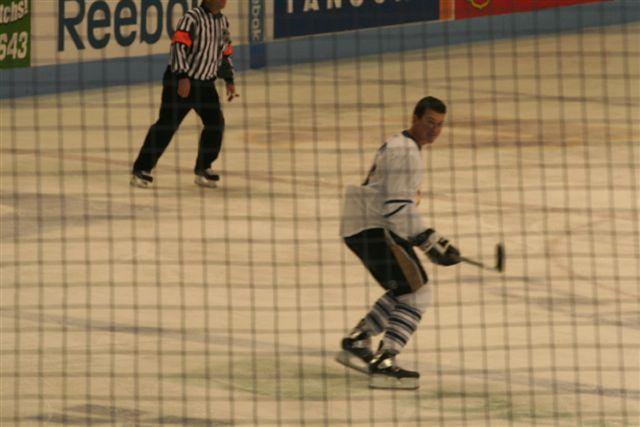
left=335, top=330, right=373, bottom=374
left=368, top=350, right=419, bottom=390
left=130, top=170, right=153, bottom=188
left=194, top=169, right=220, bottom=188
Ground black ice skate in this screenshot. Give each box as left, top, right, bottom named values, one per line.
left=368, top=350, right=420, bottom=390
left=335, top=330, right=373, bottom=374
left=130, top=170, right=154, bottom=188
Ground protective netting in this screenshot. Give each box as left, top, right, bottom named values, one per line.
left=1, top=1, right=638, bottom=426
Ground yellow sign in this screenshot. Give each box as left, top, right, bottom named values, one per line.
left=466, top=0, right=492, bottom=10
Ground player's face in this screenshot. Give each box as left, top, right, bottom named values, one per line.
left=413, top=110, right=445, bottom=145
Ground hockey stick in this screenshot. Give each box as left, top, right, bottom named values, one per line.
left=459, top=243, right=505, bottom=273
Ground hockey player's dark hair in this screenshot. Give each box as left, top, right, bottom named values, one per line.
left=413, top=96, right=446, bottom=118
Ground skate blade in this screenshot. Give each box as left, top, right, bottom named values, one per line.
left=130, top=177, right=151, bottom=188
left=194, top=177, right=218, bottom=188
left=369, top=374, right=419, bottom=390
left=335, top=351, right=369, bottom=374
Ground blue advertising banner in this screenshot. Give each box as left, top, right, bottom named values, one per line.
left=274, top=0, right=440, bottom=39
left=249, top=0, right=266, bottom=68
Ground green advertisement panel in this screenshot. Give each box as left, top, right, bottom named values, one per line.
left=0, top=0, right=30, bottom=69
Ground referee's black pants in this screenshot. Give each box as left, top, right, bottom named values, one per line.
left=132, top=67, right=225, bottom=174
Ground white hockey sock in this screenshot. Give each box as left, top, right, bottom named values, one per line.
left=362, top=291, right=398, bottom=336
left=381, top=302, right=423, bottom=353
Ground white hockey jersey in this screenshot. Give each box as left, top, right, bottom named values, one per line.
left=340, top=131, right=425, bottom=240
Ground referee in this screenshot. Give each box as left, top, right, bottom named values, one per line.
left=131, top=0, right=236, bottom=189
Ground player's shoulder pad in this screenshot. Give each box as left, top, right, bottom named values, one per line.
left=385, top=133, right=420, bottom=157
left=385, top=133, right=406, bottom=147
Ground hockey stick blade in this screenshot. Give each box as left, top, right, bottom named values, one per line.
left=459, top=243, right=505, bottom=273
left=495, top=243, right=505, bottom=273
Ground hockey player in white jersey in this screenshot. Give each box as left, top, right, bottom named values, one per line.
left=337, top=96, right=461, bottom=390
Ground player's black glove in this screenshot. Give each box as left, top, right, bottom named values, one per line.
left=412, top=228, right=461, bottom=266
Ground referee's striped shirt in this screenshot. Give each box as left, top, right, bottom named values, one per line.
left=170, top=6, right=234, bottom=82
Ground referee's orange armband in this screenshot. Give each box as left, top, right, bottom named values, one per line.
left=172, top=30, right=192, bottom=47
